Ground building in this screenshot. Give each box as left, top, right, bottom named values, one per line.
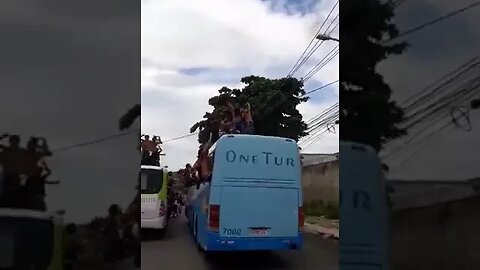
left=300, top=153, right=339, bottom=203
left=387, top=178, right=480, bottom=269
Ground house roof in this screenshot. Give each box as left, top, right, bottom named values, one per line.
left=388, top=178, right=480, bottom=210
left=300, top=153, right=338, bottom=166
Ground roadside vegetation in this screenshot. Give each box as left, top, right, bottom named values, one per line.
left=304, top=199, right=339, bottom=219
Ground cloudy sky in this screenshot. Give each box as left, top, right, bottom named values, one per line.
left=141, top=0, right=339, bottom=170
left=0, top=0, right=140, bottom=223
left=378, top=0, right=480, bottom=180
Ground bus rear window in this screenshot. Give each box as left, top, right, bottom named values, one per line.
left=141, top=169, right=163, bottom=194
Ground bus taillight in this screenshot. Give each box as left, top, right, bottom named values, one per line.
left=208, top=204, right=220, bottom=232
left=298, top=206, right=304, bottom=230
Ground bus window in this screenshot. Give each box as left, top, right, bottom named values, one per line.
left=141, top=169, right=164, bottom=194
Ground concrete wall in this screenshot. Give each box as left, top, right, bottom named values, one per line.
left=302, top=160, right=339, bottom=203
left=390, top=195, right=480, bottom=270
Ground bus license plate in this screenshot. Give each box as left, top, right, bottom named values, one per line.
left=250, top=229, right=268, bottom=235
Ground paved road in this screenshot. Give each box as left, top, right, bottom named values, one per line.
left=142, top=216, right=338, bottom=270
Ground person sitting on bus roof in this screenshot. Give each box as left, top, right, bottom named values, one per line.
left=152, top=136, right=163, bottom=153
left=240, top=102, right=255, bottom=134
left=25, top=160, right=51, bottom=211
left=225, top=102, right=242, bottom=132
left=140, top=135, right=157, bottom=153
left=0, top=134, right=21, bottom=195
left=219, top=116, right=234, bottom=137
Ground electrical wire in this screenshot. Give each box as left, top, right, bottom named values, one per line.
left=52, top=128, right=140, bottom=153
left=387, top=1, right=480, bottom=42
left=302, top=80, right=339, bottom=96
left=290, top=22, right=339, bottom=77
left=287, top=0, right=338, bottom=77
left=302, top=46, right=339, bottom=83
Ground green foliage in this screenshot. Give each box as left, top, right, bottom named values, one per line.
left=304, top=199, right=339, bottom=219
left=190, top=76, right=310, bottom=144
left=340, top=0, right=408, bottom=151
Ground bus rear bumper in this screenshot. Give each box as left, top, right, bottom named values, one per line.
left=204, top=233, right=303, bottom=251
left=141, top=217, right=166, bottom=229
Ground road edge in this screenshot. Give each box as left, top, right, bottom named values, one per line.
left=304, top=223, right=339, bottom=240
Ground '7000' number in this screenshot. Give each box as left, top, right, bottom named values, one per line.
left=223, top=228, right=241, bottom=236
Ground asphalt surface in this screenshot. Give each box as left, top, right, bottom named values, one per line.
left=141, top=216, right=339, bottom=270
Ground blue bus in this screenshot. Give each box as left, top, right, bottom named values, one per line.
left=340, top=141, right=390, bottom=270
left=186, top=134, right=304, bottom=253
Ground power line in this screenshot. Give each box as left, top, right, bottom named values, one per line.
left=307, top=109, right=338, bottom=133
left=53, top=128, right=140, bottom=153
left=305, top=102, right=338, bottom=126
left=402, top=77, right=480, bottom=130
left=402, top=58, right=480, bottom=113
left=400, top=56, right=480, bottom=108
left=300, top=104, right=338, bottom=146
left=303, top=46, right=339, bottom=82
left=388, top=1, right=480, bottom=42
left=388, top=120, right=453, bottom=169
left=290, top=22, right=338, bottom=77
left=382, top=78, right=480, bottom=160
left=163, top=132, right=199, bottom=143
left=381, top=111, right=449, bottom=160
left=52, top=128, right=199, bottom=154
left=303, top=80, right=339, bottom=96
left=323, top=13, right=339, bottom=34
left=287, top=0, right=338, bottom=77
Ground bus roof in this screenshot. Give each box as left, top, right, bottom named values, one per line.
left=0, top=208, right=55, bottom=220
left=141, top=165, right=165, bottom=170
left=210, top=134, right=301, bottom=187
left=209, top=134, right=297, bottom=154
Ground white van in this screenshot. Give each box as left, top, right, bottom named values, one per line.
left=340, top=141, right=390, bottom=270
left=140, top=165, right=169, bottom=234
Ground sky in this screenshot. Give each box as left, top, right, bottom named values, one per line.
left=377, top=0, right=480, bottom=180
left=0, top=0, right=140, bottom=223
left=141, top=0, right=340, bottom=170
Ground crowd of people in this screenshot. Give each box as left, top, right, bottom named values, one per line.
left=181, top=101, right=255, bottom=187
left=140, top=134, right=162, bottom=166
left=0, top=133, right=56, bottom=210
left=218, top=101, right=255, bottom=136
left=98, top=203, right=141, bottom=269
left=168, top=190, right=185, bottom=219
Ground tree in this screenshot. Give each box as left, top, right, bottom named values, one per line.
left=340, top=0, right=408, bottom=152
left=190, top=76, right=310, bottom=144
